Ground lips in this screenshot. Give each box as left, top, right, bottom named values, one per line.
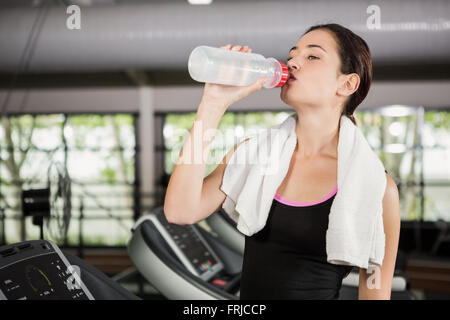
left=286, top=74, right=296, bottom=84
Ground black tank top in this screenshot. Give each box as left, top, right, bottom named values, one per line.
left=239, top=186, right=353, bottom=300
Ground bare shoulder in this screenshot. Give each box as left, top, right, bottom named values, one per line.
left=383, top=173, right=399, bottom=205
left=358, top=173, right=401, bottom=299
left=382, top=172, right=401, bottom=230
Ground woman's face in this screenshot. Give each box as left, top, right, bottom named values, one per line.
left=280, top=29, right=344, bottom=110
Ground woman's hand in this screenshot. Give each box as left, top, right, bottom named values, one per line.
left=200, top=44, right=268, bottom=113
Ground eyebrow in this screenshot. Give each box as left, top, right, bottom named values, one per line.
left=289, top=44, right=327, bottom=54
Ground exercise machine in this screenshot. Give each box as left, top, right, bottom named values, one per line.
left=0, top=240, right=140, bottom=300
left=128, top=207, right=242, bottom=300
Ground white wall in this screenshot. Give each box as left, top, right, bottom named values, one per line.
left=153, top=81, right=450, bottom=112
left=1, top=80, right=450, bottom=114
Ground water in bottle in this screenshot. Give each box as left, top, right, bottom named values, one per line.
left=188, top=45, right=289, bottom=89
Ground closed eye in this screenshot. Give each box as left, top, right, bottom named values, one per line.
left=287, top=55, right=319, bottom=62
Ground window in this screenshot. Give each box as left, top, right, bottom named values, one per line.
left=422, top=111, right=450, bottom=221
left=355, top=108, right=450, bottom=222
left=162, top=108, right=450, bottom=223
left=0, top=114, right=137, bottom=246
left=163, top=111, right=293, bottom=176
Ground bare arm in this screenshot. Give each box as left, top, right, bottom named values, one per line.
left=163, top=44, right=266, bottom=226
left=358, top=173, right=401, bottom=299
left=164, top=102, right=225, bottom=225
left=193, top=137, right=250, bottom=224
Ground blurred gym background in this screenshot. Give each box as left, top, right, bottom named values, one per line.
left=0, top=0, right=449, bottom=300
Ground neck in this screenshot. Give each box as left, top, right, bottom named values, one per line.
left=294, top=110, right=341, bottom=159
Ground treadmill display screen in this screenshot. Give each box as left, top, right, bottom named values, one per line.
left=157, top=214, right=218, bottom=275
left=0, top=252, right=89, bottom=300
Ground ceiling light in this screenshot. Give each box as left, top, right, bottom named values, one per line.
left=187, top=0, right=213, bottom=5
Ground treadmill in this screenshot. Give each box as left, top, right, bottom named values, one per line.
left=206, top=209, right=245, bottom=255
left=0, top=240, right=140, bottom=300
left=128, top=207, right=242, bottom=300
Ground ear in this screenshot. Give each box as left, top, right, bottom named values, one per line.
left=337, top=73, right=360, bottom=97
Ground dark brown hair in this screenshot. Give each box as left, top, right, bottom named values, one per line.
left=303, top=23, right=372, bottom=125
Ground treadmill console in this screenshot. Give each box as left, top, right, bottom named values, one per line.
left=0, top=240, right=94, bottom=300
left=134, top=209, right=224, bottom=281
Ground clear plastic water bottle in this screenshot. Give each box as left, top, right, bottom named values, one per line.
left=188, top=45, right=289, bottom=89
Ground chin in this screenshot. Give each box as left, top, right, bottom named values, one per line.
left=280, top=86, right=301, bottom=105
left=280, top=93, right=316, bottom=110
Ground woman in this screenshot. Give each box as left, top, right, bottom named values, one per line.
left=164, top=24, right=401, bottom=300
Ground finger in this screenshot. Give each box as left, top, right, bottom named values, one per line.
left=240, top=78, right=266, bottom=99
left=258, top=77, right=268, bottom=86
left=248, top=78, right=267, bottom=92
left=231, top=45, right=242, bottom=51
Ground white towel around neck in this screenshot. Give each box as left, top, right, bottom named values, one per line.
left=220, top=113, right=387, bottom=269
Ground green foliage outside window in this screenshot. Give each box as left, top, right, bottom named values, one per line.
left=0, top=114, right=136, bottom=246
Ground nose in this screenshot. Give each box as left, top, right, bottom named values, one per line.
left=287, top=60, right=298, bottom=72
